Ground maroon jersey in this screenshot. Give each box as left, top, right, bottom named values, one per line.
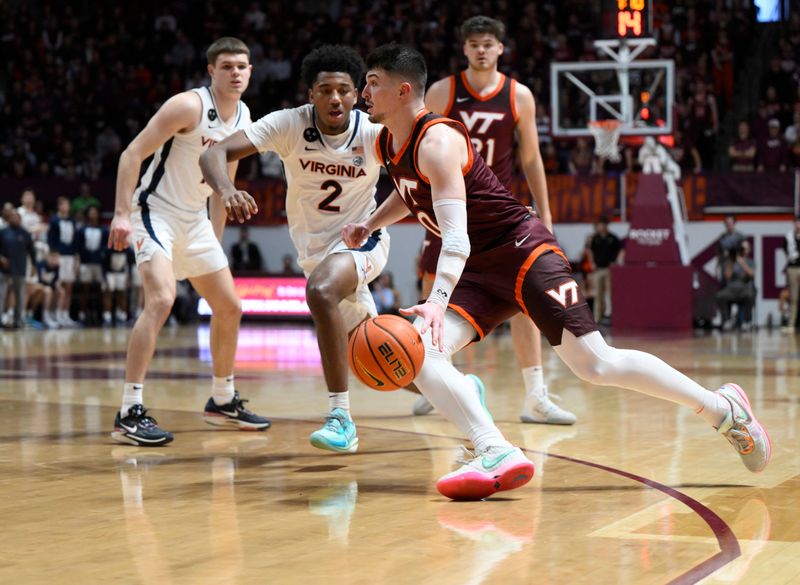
left=376, top=111, right=531, bottom=255
left=442, top=71, right=519, bottom=186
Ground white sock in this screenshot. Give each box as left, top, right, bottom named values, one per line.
left=413, top=313, right=511, bottom=453
left=555, top=331, right=729, bottom=427
left=212, top=375, right=235, bottom=405
left=329, top=391, right=350, bottom=413
left=121, top=383, right=144, bottom=417
left=521, top=365, right=545, bottom=397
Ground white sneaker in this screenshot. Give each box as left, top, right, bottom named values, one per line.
left=102, top=311, right=112, bottom=325
left=436, top=445, right=534, bottom=500
left=716, top=383, right=772, bottom=473
left=43, top=312, right=60, bottom=329
left=520, top=387, right=576, bottom=425
left=115, top=309, right=128, bottom=323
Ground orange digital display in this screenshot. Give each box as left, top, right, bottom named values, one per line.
left=615, top=0, right=651, bottom=38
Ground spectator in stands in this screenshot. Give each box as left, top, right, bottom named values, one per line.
left=784, top=110, right=800, bottom=145
left=105, top=246, right=134, bottom=325
left=716, top=240, right=756, bottom=331
left=717, top=215, right=746, bottom=283
left=0, top=210, right=36, bottom=328
left=568, top=137, right=596, bottom=175
left=669, top=129, right=703, bottom=174
left=70, top=183, right=100, bottom=218
left=36, top=250, right=61, bottom=328
left=230, top=226, right=264, bottom=272
left=760, top=56, right=793, bottom=106
left=686, top=79, right=719, bottom=170
left=75, top=205, right=109, bottom=324
left=785, top=216, right=800, bottom=331
left=711, top=30, right=734, bottom=114
left=281, top=253, right=301, bottom=276
left=729, top=120, right=758, bottom=172
left=587, top=216, right=622, bottom=324
left=17, top=188, right=45, bottom=237
left=48, top=196, right=79, bottom=326
left=757, top=119, right=788, bottom=173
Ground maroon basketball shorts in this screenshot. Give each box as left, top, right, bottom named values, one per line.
left=448, top=218, right=598, bottom=346
left=418, top=230, right=441, bottom=277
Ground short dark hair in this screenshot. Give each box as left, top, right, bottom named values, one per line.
left=300, top=44, right=365, bottom=88
left=461, top=15, right=506, bottom=41
left=597, top=215, right=610, bottom=225
left=206, top=37, right=249, bottom=66
left=365, top=44, right=427, bottom=95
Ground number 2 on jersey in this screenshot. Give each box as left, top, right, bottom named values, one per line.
left=318, top=180, right=342, bottom=213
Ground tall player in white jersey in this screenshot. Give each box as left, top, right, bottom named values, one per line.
left=201, top=45, right=387, bottom=454
left=108, top=37, right=271, bottom=447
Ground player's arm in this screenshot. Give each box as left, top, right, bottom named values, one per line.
left=109, top=92, right=200, bottom=250
left=514, top=83, right=552, bottom=232
left=200, top=131, right=259, bottom=224
left=208, top=160, right=241, bottom=241
left=424, top=77, right=453, bottom=115
left=402, top=124, right=471, bottom=349
left=341, top=190, right=410, bottom=248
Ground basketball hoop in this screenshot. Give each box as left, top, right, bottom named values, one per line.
left=588, top=120, right=622, bottom=162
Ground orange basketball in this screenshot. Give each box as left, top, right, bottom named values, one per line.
left=348, top=315, right=425, bottom=391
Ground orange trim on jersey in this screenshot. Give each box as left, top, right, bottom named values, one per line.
left=460, top=71, right=506, bottom=102
left=374, top=131, right=384, bottom=167
left=413, top=118, right=474, bottom=184
left=510, top=79, right=519, bottom=125
left=449, top=303, right=485, bottom=340
left=514, top=244, right=569, bottom=317
left=387, top=110, right=429, bottom=166
left=442, top=76, right=456, bottom=117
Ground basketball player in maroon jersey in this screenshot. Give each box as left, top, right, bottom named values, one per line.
left=343, top=44, right=769, bottom=500
left=416, top=15, right=575, bottom=425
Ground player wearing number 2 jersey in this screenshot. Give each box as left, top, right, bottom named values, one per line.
left=417, top=16, right=575, bottom=425
left=201, top=45, right=387, bottom=454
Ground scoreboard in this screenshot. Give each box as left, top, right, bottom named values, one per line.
left=604, top=0, right=654, bottom=39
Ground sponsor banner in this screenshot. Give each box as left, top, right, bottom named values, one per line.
left=198, top=276, right=310, bottom=317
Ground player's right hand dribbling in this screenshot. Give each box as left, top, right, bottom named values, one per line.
left=341, top=223, right=369, bottom=248
left=221, top=189, right=258, bottom=223
left=108, top=214, right=132, bottom=251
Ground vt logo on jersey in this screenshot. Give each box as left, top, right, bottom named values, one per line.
left=458, top=111, right=505, bottom=134
left=546, top=280, right=579, bottom=308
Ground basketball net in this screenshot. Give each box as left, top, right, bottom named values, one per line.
left=588, top=120, right=622, bottom=163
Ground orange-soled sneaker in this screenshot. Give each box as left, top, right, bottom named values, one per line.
left=716, top=383, right=772, bottom=473
left=436, top=446, right=534, bottom=501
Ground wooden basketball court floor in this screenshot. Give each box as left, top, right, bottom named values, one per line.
left=1, top=323, right=798, bottom=585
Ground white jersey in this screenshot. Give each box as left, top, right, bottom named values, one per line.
left=134, top=87, right=252, bottom=214
left=244, top=104, right=383, bottom=268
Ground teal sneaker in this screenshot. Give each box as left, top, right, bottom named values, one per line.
left=310, top=408, right=359, bottom=453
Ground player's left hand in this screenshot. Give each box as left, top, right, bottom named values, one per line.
left=400, top=301, right=445, bottom=352
left=341, top=222, right=370, bottom=248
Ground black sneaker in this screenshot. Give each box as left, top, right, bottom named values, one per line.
left=112, top=404, right=174, bottom=446
left=203, top=391, right=271, bottom=431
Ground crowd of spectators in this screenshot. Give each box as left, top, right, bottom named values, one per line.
left=2, top=0, right=796, bottom=186
left=0, top=185, right=141, bottom=329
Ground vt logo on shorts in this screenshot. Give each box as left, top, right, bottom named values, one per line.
left=546, top=280, right=579, bottom=308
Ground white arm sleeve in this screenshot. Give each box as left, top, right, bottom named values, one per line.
left=427, top=198, right=470, bottom=308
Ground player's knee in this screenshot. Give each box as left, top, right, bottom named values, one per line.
left=305, top=278, right=338, bottom=310
left=146, top=292, right=175, bottom=320
left=564, top=355, right=608, bottom=385
left=212, top=294, right=241, bottom=319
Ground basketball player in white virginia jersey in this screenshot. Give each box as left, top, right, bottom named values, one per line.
left=201, top=45, right=402, bottom=454
left=108, top=37, right=271, bottom=446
